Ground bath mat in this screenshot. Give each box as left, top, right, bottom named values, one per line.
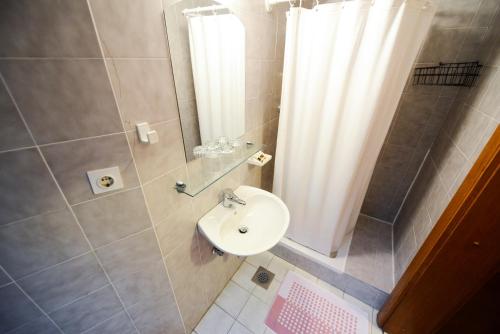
left=265, top=272, right=369, bottom=334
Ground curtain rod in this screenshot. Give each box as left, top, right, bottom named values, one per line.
left=182, top=4, right=228, bottom=15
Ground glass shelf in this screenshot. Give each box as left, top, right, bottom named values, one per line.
left=177, top=142, right=263, bottom=197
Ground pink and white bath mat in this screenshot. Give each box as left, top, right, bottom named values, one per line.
left=265, top=272, right=369, bottom=334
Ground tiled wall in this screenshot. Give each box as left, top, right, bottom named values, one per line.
left=0, top=0, right=283, bottom=333
left=392, top=3, right=500, bottom=281
left=361, top=0, right=500, bottom=223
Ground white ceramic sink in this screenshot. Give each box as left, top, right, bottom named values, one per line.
left=198, top=186, right=290, bottom=257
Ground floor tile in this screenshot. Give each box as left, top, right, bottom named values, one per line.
left=229, top=321, right=253, bottom=334
left=237, top=295, right=270, bottom=334
left=232, top=262, right=257, bottom=292
left=216, top=281, right=251, bottom=318
left=245, top=252, right=274, bottom=268
left=267, top=256, right=294, bottom=281
left=251, top=279, right=279, bottom=305
left=195, top=304, right=234, bottom=334
left=344, top=292, right=374, bottom=319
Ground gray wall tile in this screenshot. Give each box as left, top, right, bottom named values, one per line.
left=95, top=229, right=162, bottom=281
left=8, top=315, right=59, bottom=334
left=418, top=26, right=467, bottom=63
left=143, top=166, right=192, bottom=224
left=127, top=120, right=186, bottom=183
left=18, top=253, right=108, bottom=313
left=164, top=237, right=207, bottom=331
left=0, top=59, right=122, bottom=144
left=73, top=188, right=151, bottom=248
left=478, top=67, right=500, bottom=121
left=113, top=259, right=171, bottom=308
left=83, top=311, right=136, bottom=334
left=433, top=0, right=482, bottom=28
left=0, top=81, right=33, bottom=152
left=0, top=209, right=89, bottom=279
left=49, top=285, right=123, bottom=334
left=0, top=284, right=42, bottom=333
left=0, top=149, right=65, bottom=225
left=41, top=134, right=139, bottom=205
left=128, top=294, right=185, bottom=334
left=0, top=0, right=100, bottom=57
left=89, top=0, right=169, bottom=58
left=0, top=269, right=11, bottom=287
left=387, top=93, right=438, bottom=147
left=106, top=58, right=179, bottom=130
left=156, top=202, right=198, bottom=257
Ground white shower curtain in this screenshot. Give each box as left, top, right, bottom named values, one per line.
left=273, top=0, right=435, bottom=256
left=187, top=13, right=245, bottom=145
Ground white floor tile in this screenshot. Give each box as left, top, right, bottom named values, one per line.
left=216, top=281, right=251, bottom=318
left=251, top=278, right=280, bottom=305
left=232, top=262, right=257, bottom=292
left=195, top=304, right=235, bottom=334
left=264, top=327, right=276, bottom=334
left=237, top=295, right=270, bottom=334
left=229, top=321, right=253, bottom=334
left=245, top=251, right=274, bottom=268
left=344, top=293, right=374, bottom=319
left=267, top=256, right=294, bottom=281
left=292, top=266, right=318, bottom=282
left=316, top=279, right=344, bottom=298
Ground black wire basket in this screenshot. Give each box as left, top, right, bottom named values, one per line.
left=413, top=62, right=482, bottom=87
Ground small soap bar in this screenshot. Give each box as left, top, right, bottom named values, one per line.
left=247, top=151, right=272, bottom=167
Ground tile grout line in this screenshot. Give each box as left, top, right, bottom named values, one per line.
left=85, top=1, right=187, bottom=332
left=79, top=308, right=126, bottom=334
left=0, top=145, right=37, bottom=155
left=0, top=265, right=65, bottom=334
left=0, top=73, right=66, bottom=334
left=70, top=185, right=142, bottom=207
left=13, top=251, right=92, bottom=282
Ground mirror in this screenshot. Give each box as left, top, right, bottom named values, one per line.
left=165, top=0, right=247, bottom=163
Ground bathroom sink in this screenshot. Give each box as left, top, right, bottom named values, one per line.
left=198, top=186, right=290, bottom=257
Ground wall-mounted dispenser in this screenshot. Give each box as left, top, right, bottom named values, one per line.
left=136, top=122, right=159, bottom=144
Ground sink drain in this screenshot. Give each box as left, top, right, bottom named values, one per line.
left=251, top=266, right=275, bottom=289
left=238, top=226, right=248, bottom=234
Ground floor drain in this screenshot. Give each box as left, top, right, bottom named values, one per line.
left=251, top=266, right=275, bottom=289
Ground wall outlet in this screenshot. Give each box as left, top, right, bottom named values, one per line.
left=86, top=166, right=124, bottom=194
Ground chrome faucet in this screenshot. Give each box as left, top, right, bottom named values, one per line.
left=221, top=189, right=246, bottom=208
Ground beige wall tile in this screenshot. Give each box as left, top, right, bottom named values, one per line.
left=41, top=134, right=139, bottom=205
left=106, top=59, right=179, bottom=130
left=0, top=209, right=89, bottom=279
left=127, top=120, right=186, bottom=183
left=0, top=82, right=33, bottom=151
left=73, top=188, right=151, bottom=248
left=0, top=59, right=122, bottom=144
left=89, top=0, right=168, bottom=58
left=0, top=0, right=100, bottom=57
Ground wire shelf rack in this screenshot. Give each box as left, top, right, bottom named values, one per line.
left=413, top=62, right=482, bottom=87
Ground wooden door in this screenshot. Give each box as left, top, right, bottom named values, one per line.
left=378, top=126, right=500, bottom=334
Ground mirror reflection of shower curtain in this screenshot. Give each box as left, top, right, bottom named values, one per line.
left=187, top=13, right=245, bottom=145
left=273, top=0, right=436, bottom=256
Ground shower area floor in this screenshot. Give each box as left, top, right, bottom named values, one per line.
left=271, top=214, right=395, bottom=307
left=344, top=215, right=393, bottom=293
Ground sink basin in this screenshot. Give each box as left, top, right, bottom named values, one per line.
left=197, top=186, right=290, bottom=257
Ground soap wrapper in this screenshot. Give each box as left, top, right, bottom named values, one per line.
left=247, top=151, right=273, bottom=167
